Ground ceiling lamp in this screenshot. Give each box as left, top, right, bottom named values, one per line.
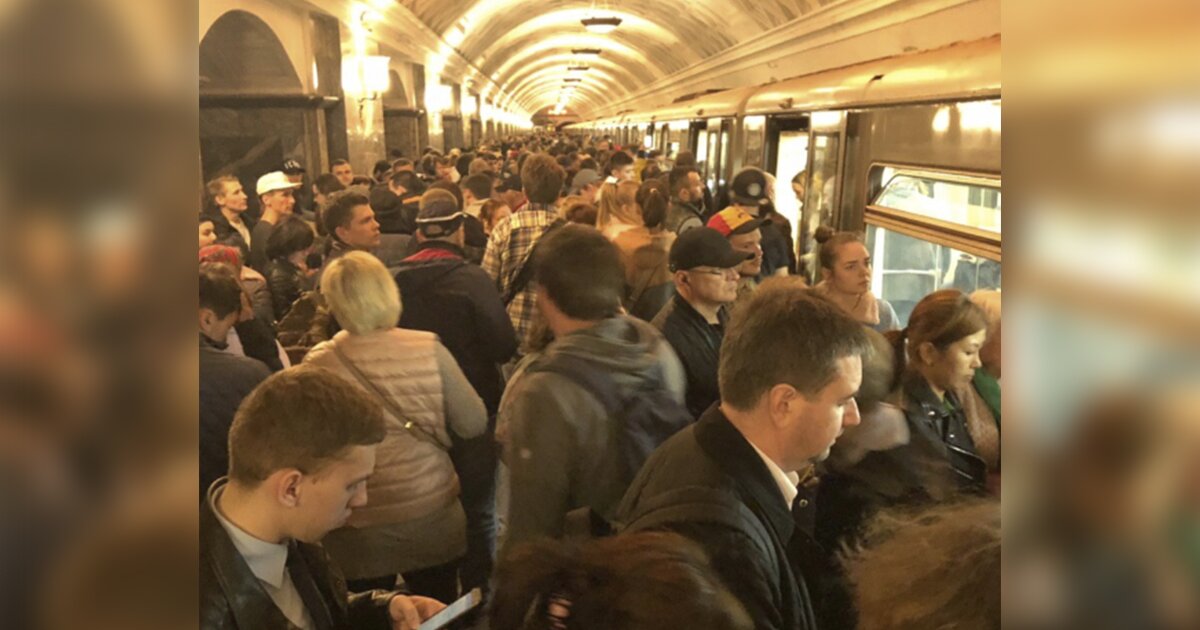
left=567, top=65, right=590, bottom=72
left=571, top=48, right=602, bottom=56
left=581, top=16, right=622, bottom=34
left=563, top=78, right=582, bottom=84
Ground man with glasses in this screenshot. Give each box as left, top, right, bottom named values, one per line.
left=652, top=227, right=752, bottom=418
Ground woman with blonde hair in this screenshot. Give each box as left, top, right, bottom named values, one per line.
left=302, top=251, right=487, bottom=603
left=842, top=499, right=1000, bottom=630
left=612, top=179, right=676, bottom=319
left=596, top=180, right=642, bottom=241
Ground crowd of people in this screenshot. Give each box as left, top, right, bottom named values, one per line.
left=199, top=133, right=1001, bottom=630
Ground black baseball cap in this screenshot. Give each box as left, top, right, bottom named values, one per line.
left=730, top=167, right=769, bottom=205
left=669, top=227, right=754, bottom=272
left=496, top=172, right=522, bottom=193
left=281, top=159, right=306, bottom=175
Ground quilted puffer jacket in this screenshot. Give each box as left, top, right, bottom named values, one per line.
left=304, top=328, right=486, bottom=527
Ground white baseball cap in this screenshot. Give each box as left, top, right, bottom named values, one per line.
left=256, top=171, right=302, bottom=196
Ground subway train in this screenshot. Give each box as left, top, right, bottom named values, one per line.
left=567, top=36, right=1001, bottom=323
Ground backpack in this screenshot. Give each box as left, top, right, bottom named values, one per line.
left=533, top=352, right=693, bottom=489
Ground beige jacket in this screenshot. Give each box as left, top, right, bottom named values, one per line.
left=304, top=328, right=486, bottom=528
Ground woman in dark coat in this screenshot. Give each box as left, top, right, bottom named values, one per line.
left=818, top=290, right=993, bottom=547
left=264, top=215, right=315, bottom=322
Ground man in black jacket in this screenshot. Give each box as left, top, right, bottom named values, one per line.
left=372, top=170, right=424, bottom=235
left=652, top=227, right=749, bottom=419
left=393, top=190, right=518, bottom=598
left=618, top=283, right=869, bottom=630
left=201, top=366, right=444, bottom=630
left=199, top=263, right=270, bottom=496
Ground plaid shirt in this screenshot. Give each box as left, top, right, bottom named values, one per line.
left=482, top=203, right=560, bottom=350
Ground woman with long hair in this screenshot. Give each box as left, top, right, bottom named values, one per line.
left=596, top=180, right=642, bottom=241
left=817, top=290, right=993, bottom=564
left=612, top=179, right=676, bottom=320
left=882, top=289, right=992, bottom=494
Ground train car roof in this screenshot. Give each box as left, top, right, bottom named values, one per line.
left=568, top=36, right=999, bottom=129
left=744, top=36, right=1000, bottom=115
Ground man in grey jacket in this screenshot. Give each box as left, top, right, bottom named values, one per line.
left=499, top=225, right=686, bottom=553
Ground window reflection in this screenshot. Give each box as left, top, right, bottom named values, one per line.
left=875, top=169, right=1001, bottom=233
left=866, top=225, right=1002, bottom=326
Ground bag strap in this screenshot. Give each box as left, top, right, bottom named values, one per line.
left=627, top=254, right=662, bottom=307
left=330, top=342, right=449, bottom=450
left=503, top=218, right=566, bottom=306
left=533, top=353, right=624, bottom=415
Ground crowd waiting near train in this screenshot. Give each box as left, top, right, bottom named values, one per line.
left=199, top=133, right=1001, bottom=630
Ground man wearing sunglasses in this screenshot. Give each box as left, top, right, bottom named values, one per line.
left=651, top=227, right=752, bottom=419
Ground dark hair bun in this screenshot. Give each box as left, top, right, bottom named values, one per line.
left=814, top=225, right=836, bottom=244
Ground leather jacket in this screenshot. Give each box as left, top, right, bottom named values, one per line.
left=814, top=371, right=988, bottom=561
left=200, top=483, right=397, bottom=630
left=897, top=370, right=988, bottom=493
left=266, top=259, right=308, bottom=322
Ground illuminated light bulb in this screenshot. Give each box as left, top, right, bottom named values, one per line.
left=932, top=107, right=951, bottom=133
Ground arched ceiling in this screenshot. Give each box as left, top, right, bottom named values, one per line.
left=391, top=0, right=842, bottom=116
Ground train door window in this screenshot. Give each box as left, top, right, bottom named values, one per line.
left=743, top=116, right=766, bottom=169
left=718, top=118, right=733, bottom=191
left=665, top=121, right=684, bottom=161
left=772, top=129, right=809, bottom=250
left=643, top=124, right=653, bottom=149
left=705, top=118, right=722, bottom=192
left=801, top=114, right=844, bottom=269
left=864, top=167, right=1001, bottom=325
left=689, top=121, right=706, bottom=158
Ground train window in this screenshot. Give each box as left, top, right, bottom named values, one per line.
left=718, top=119, right=732, bottom=189
left=772, top=130, right=809, bottom=247
left=801, top=131, right=841, bottom=264
left=705, top=118, right=722, bottom=192
left=668, top=121, right=687, bottom=161
left=864, top=167, right=1002, bottom=325
left=874, top=170, right=1001, bottom=233
left=865, top=225, right=1002, bottom=326
left=743, top=116, right=765, bottom=169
